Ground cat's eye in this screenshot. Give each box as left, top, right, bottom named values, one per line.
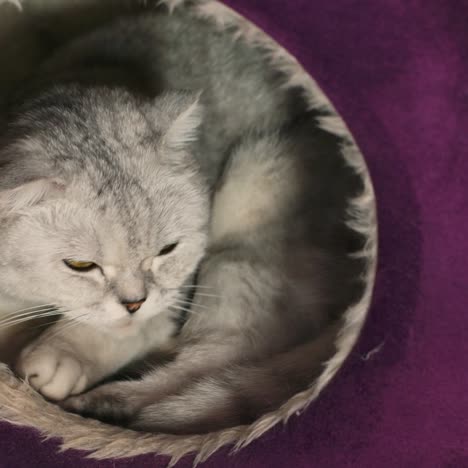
left=63, top=259, right=98, bottom=272
left=157, top=242, right=179, bottom=256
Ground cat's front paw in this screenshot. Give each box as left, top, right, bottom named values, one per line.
left=16, top=342, right=88, bottom=401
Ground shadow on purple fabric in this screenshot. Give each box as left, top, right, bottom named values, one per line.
left=1, top=0, right=467, bottom=467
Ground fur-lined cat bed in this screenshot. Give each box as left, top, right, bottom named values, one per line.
left=0, top=0, right=376, bottom=465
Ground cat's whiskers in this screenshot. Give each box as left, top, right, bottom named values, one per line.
left=0, top=309, right=64, bottom=330
left=45, top=313, right=91, bottom=340
left=0, top=312, right=55, bottom=329
left=2, top=306, right=62, bottom=321
left=28, top=317, right=63, bottom=332
left=1, top=304, right=58, bottom=320
left=168, top=287, right=222, bottom=299
left=173, top=299, right=212, bottom=311
left=1, top=305, right=65, bottom=320
left=170, top=304, right=201, bottom=316
left=192, top=292, right=222, bottom=299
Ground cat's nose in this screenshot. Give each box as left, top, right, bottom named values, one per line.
left=122, top=298, right=146, bottom=314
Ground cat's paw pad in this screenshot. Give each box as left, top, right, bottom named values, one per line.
left=16, top=344, right=88, bottom=401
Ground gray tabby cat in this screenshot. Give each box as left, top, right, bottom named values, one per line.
left=1, top=6, right=361, bottom=433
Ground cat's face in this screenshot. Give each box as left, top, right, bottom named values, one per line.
left=0, top=87, right=209, bottom=334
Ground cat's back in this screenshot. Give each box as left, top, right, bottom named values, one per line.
left=36, top=8, right=305, bottom=179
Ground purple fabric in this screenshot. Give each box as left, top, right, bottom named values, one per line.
left=1, top=0, right=466, bottom=466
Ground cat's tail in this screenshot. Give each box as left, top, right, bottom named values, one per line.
left=132, top=321, right=340, bottom=435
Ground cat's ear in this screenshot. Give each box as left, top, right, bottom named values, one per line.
left=161, top=92, right=203, bottom=151
left=0, top=178, right=64, bottom=215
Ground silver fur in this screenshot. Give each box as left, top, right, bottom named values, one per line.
left=1, top=6, right=364, bottom=431
left=1, top=86, right=209, bottom=397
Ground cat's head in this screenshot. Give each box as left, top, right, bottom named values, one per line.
left=0, top=86, right=209, bottom=334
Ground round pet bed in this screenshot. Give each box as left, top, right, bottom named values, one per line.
left=0, top=0, right=378, bottom=466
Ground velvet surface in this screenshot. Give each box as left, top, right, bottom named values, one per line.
left=1, top=0, right=465, bottom=466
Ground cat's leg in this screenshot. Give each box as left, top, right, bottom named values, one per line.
left=62, top=338, right=244, bottom=424
left=15, top=312, right=177, bottom=401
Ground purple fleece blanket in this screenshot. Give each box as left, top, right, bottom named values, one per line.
left=1, top=0, right=466, bottom=466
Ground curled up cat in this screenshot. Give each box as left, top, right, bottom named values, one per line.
left=0, top=6, right=363, bottom=434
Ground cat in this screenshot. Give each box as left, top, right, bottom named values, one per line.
left=2, top=5, right=363, bottom=432
left=2, top=84, right=210, bottom=400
